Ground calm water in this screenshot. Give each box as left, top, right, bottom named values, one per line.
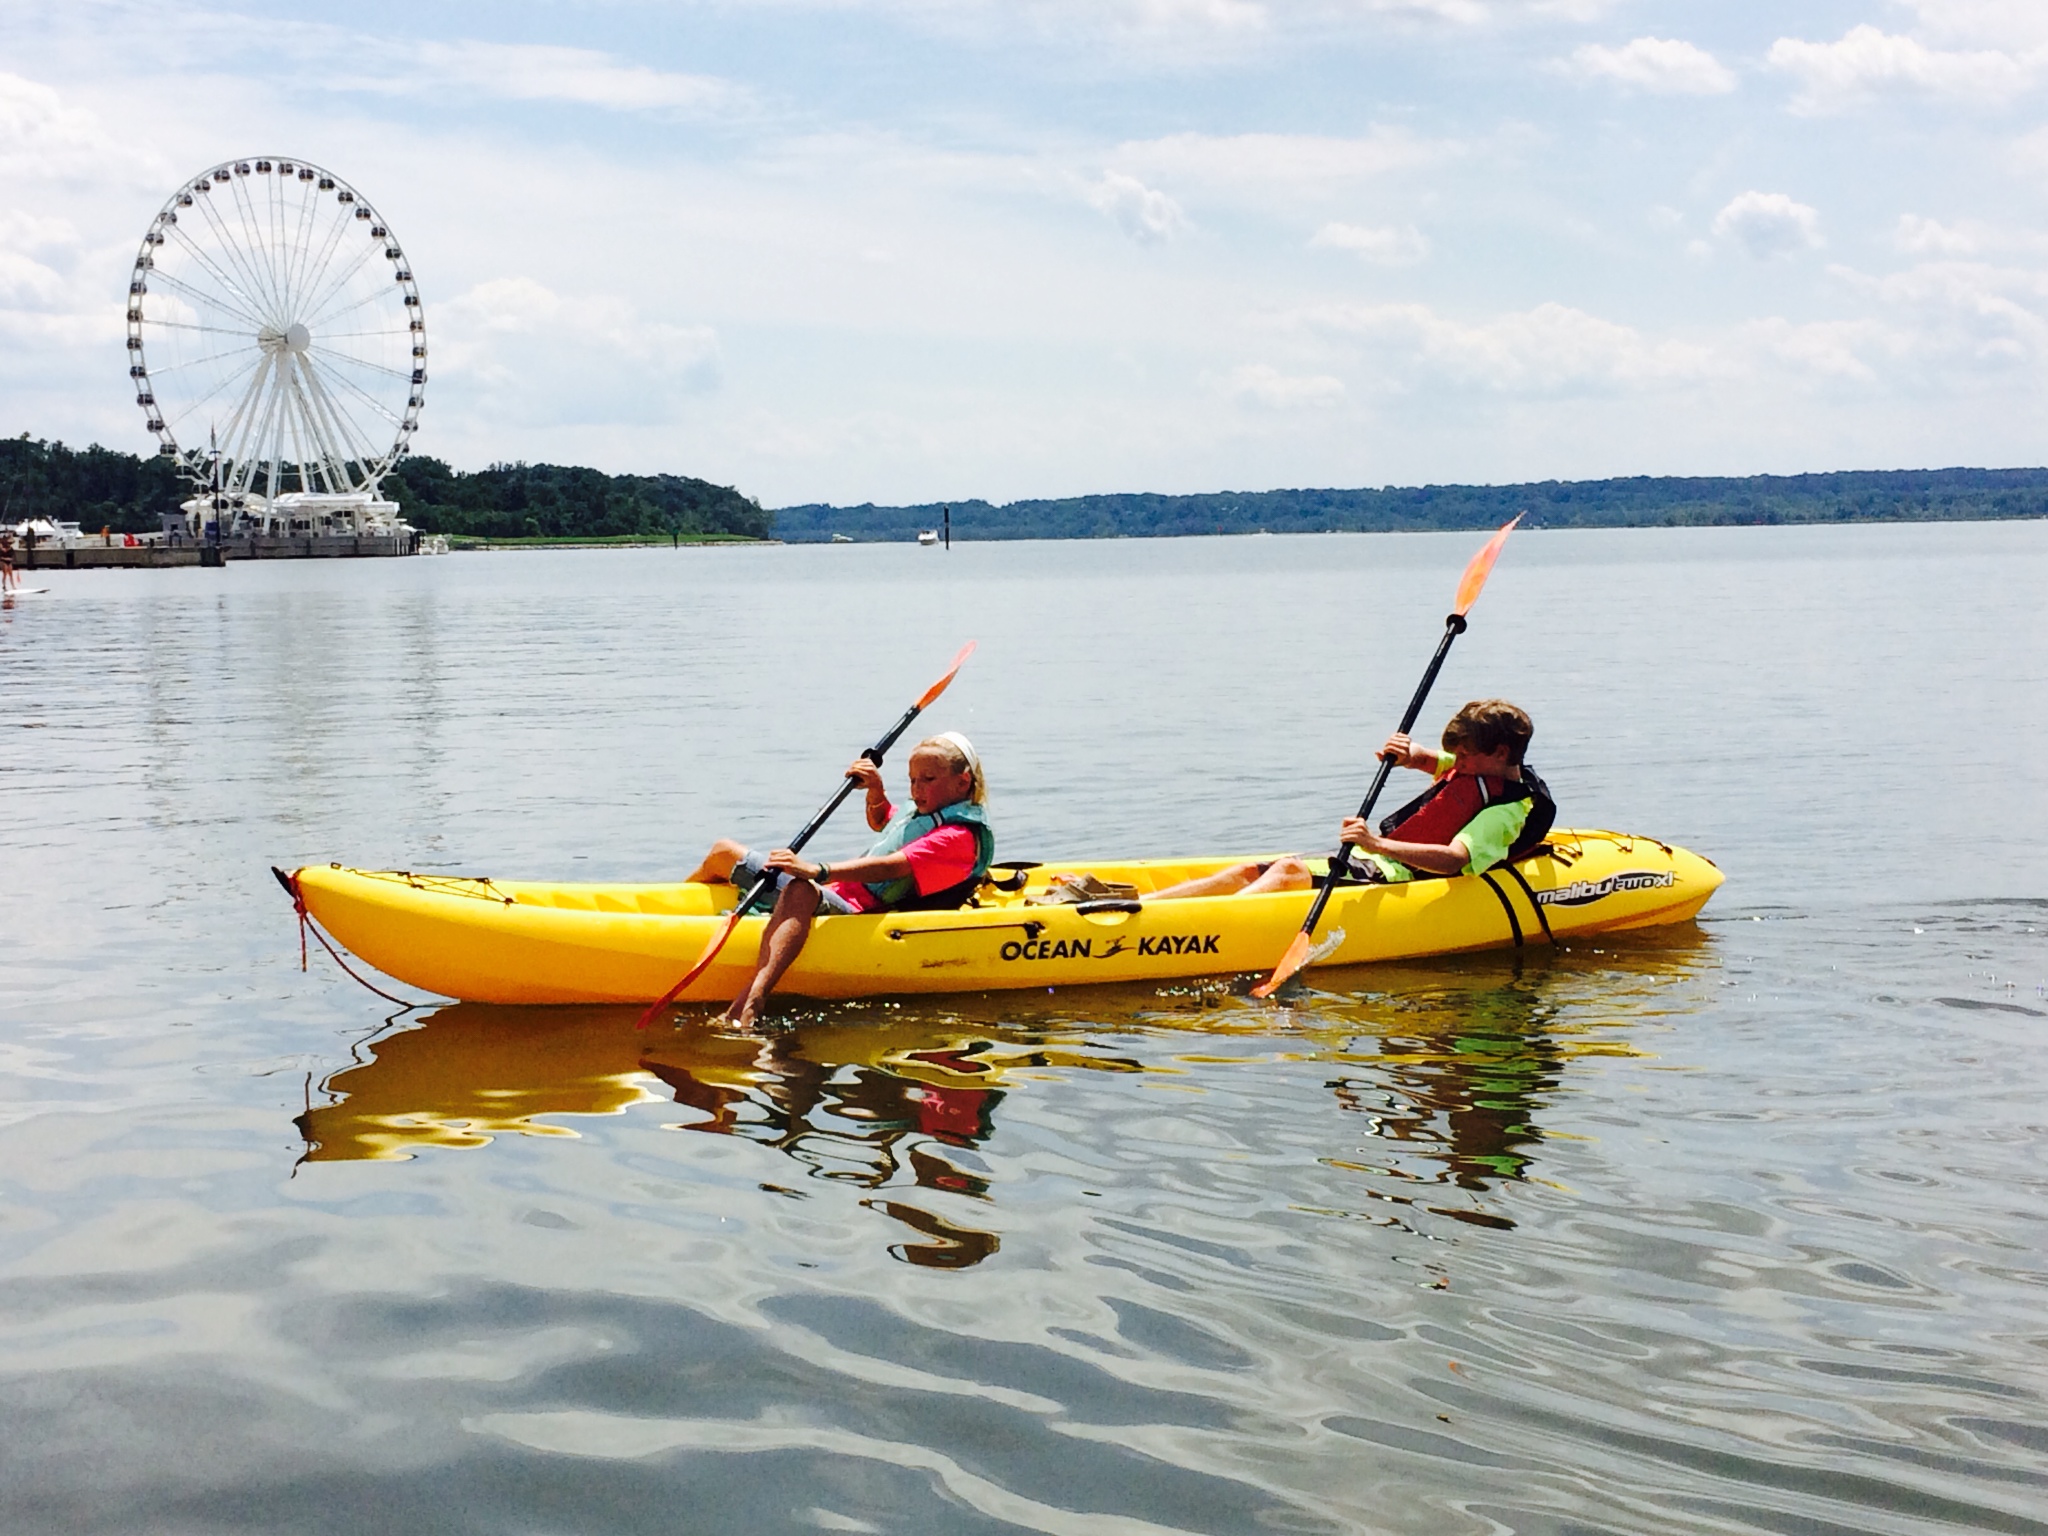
left=2, top=524, right=2045, bottom=1535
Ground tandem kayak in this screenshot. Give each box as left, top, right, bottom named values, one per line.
left=281, top=829, right=1722, bottom=1006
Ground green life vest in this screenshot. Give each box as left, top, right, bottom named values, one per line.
left=863, top=801, right=996, bottom=909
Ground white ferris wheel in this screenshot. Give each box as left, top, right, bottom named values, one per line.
left=127, top=156, right=425, bottom=535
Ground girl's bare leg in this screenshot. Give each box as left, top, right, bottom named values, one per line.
left=724, top=879, right=822, bottom=1028
left=686, top=838, right=746, bottom=885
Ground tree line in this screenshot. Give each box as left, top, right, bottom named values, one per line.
left=0, top=437, right=770, bottom=541
left=9, top=433, right=2045, bottom=544
left=773, top=467, right=2048, bottom=542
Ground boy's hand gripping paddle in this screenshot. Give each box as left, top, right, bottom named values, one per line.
left=1251, top=518, right=1521, bottom=999
left=636, top=641, right=976, bottom=1028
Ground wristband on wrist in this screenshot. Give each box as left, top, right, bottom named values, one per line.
left=813, top=862, right=830, bottom=885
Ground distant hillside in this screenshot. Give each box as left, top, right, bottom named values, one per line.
left=773, top=467, right=2048, bottom=543
left=385, top=457, right=770, bottom=541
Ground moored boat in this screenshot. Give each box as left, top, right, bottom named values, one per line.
left=283, top=829, right=1722, bottom=1006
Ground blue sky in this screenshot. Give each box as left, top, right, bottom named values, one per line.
left=3, top=1, right=2044, bottom=505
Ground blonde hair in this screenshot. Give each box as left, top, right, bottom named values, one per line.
left=913, top=731, right=987, bottom=805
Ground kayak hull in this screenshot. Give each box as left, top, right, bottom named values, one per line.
left=289, top=830, right=1723, bottom=1006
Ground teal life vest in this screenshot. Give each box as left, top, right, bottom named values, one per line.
left=862, top=801, right=995, bottom=910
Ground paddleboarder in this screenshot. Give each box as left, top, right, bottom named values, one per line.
left=1148, top=700, right=1553, bottom=898
left=685, top=732, right=995, bottom=1027
left=0, top=528, right=16, bottom=593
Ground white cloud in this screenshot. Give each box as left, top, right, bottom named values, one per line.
left=1112, top=129, right=1453, bottom=200
left=1894, top=214, right=1981, bottom=256
left=1083, top=171, right=1189, bottom=243
left=1310, top=221, right=1430, bottom=264
left=1891, top=0, right=2048, bottom=52
left=0, top=70, right=129, bottom=177
left=1205, top=362, right=1346, bottom=407
left=1712, top=191, right=1824, bottom=261
left=1830, top=257, right=2048, bottom=370
left=1767, top=25, right=2035, bottom=114
left=436, top=277, right=721, bottom=426
left=1565, top=37, right=1737, bottom=95
left=1288, top=299, right=1719, bottom=393
left=358, top=41, right=752, bottom=116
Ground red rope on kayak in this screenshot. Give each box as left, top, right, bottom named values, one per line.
left=285, top=869, right=419, bottom=1010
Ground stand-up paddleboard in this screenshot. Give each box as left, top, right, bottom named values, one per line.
left=0, top=587, right=52, bottom=597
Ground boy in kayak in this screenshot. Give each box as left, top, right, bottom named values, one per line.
left=686, top=732, right=994, bottom=1026
left=1149, top=699, right=1553, bottom=898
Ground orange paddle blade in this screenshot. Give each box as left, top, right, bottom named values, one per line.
left=917, top=641, right=977, bottom=709
left=1451, top=515, right=1522, bottom=618
left=635, top=906, right=745, bottom=1029
left=1250, top=930, right=1314, bottom=999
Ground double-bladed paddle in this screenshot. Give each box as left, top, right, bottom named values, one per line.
left=1250, top=517, right=1522, bottom=999
left=636, top=641, right=977, bottom=1028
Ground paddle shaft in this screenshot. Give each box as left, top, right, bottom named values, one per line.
left=1298, top=611, right=1469, bottom=939
left=635, top=675, right=965, bottom=1027
left=722, top=695, right=937, bottom=916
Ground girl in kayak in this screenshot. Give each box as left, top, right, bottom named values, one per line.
left=686, top=732, right=994, bottom=1026
left=1149, top=699, right=1552, bottom=898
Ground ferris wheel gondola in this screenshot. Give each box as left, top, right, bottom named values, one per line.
left=126, top=157, right=425, bottom=536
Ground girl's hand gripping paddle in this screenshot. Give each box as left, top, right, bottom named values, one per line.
left=1251, top=518, right=1521, bottom=999
left=636, top=641, right=976, bottom=1028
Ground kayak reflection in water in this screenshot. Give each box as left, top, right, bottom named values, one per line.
left=685, top=732, right=996, bottom=1028
left=1145, top=699, right=1554, bottom=898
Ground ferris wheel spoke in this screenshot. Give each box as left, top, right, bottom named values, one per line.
left=314, top=325, right=412, bottom=341
left=162, top=352, right=265, bottom=435
left=283, top=369, right=326, bottom=494
left=161, top=207, right=268, bottom=321
left=281, top=186, right=322, bottom=317
left=293, top=198, right=362, bottom=325
left=303, top=352, right=385, bottom=459
left=207, top=179, right=285, bottom=324
left=220, top=355, right=279, bottom=497
left=144, top=266, right=266, bottom=333
left=226, top=175, right=287, bottom=320
left=143, top=340, right=265, bottom=379
left=308, top=346, right=413, bottom=383
left=142, top=317, right=263, bottom=339
left=217, top=350, right=274, bottom=463
left=297, top=361, right=377, bottom=489
left=301, top=245, right=390, bottom=332
left=317, top=361, right=407, bottom=430
left=191, top=191, right=284, bottom=328
left=158, top=224, right=269, bottom=328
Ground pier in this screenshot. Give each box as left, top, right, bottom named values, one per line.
left=11, top=532, right=419, bottom=570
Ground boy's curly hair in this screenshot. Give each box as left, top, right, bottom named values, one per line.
left=1441, top=699, right=1533, bottom=764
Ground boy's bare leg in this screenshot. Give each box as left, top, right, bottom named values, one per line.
left=1149, top=860, right=1287, bottom=901
left=686, top=838, right=746, bottom=885
left=724, top=879, right=822, bottom=1028
left=1241, top=857, right=1313, bottom=894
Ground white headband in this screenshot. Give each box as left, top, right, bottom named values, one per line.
left=933, top=730, right=979, bottom=780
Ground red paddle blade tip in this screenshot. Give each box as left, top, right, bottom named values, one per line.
left=916, top=640, right=977, bottom=709
left=1251, top=930, right=1314, bottom=999
left=1451, top=515, right=1522, bottom=618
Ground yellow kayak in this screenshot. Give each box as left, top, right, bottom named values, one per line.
left=283, top=829, right=1722, bottom=1006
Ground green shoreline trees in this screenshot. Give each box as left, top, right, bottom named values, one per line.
left=0, top=439, right=770, bottom=542
left=8, top=434, right=2045, bottom=543
left=776, top=467, right=2048, bottom=542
